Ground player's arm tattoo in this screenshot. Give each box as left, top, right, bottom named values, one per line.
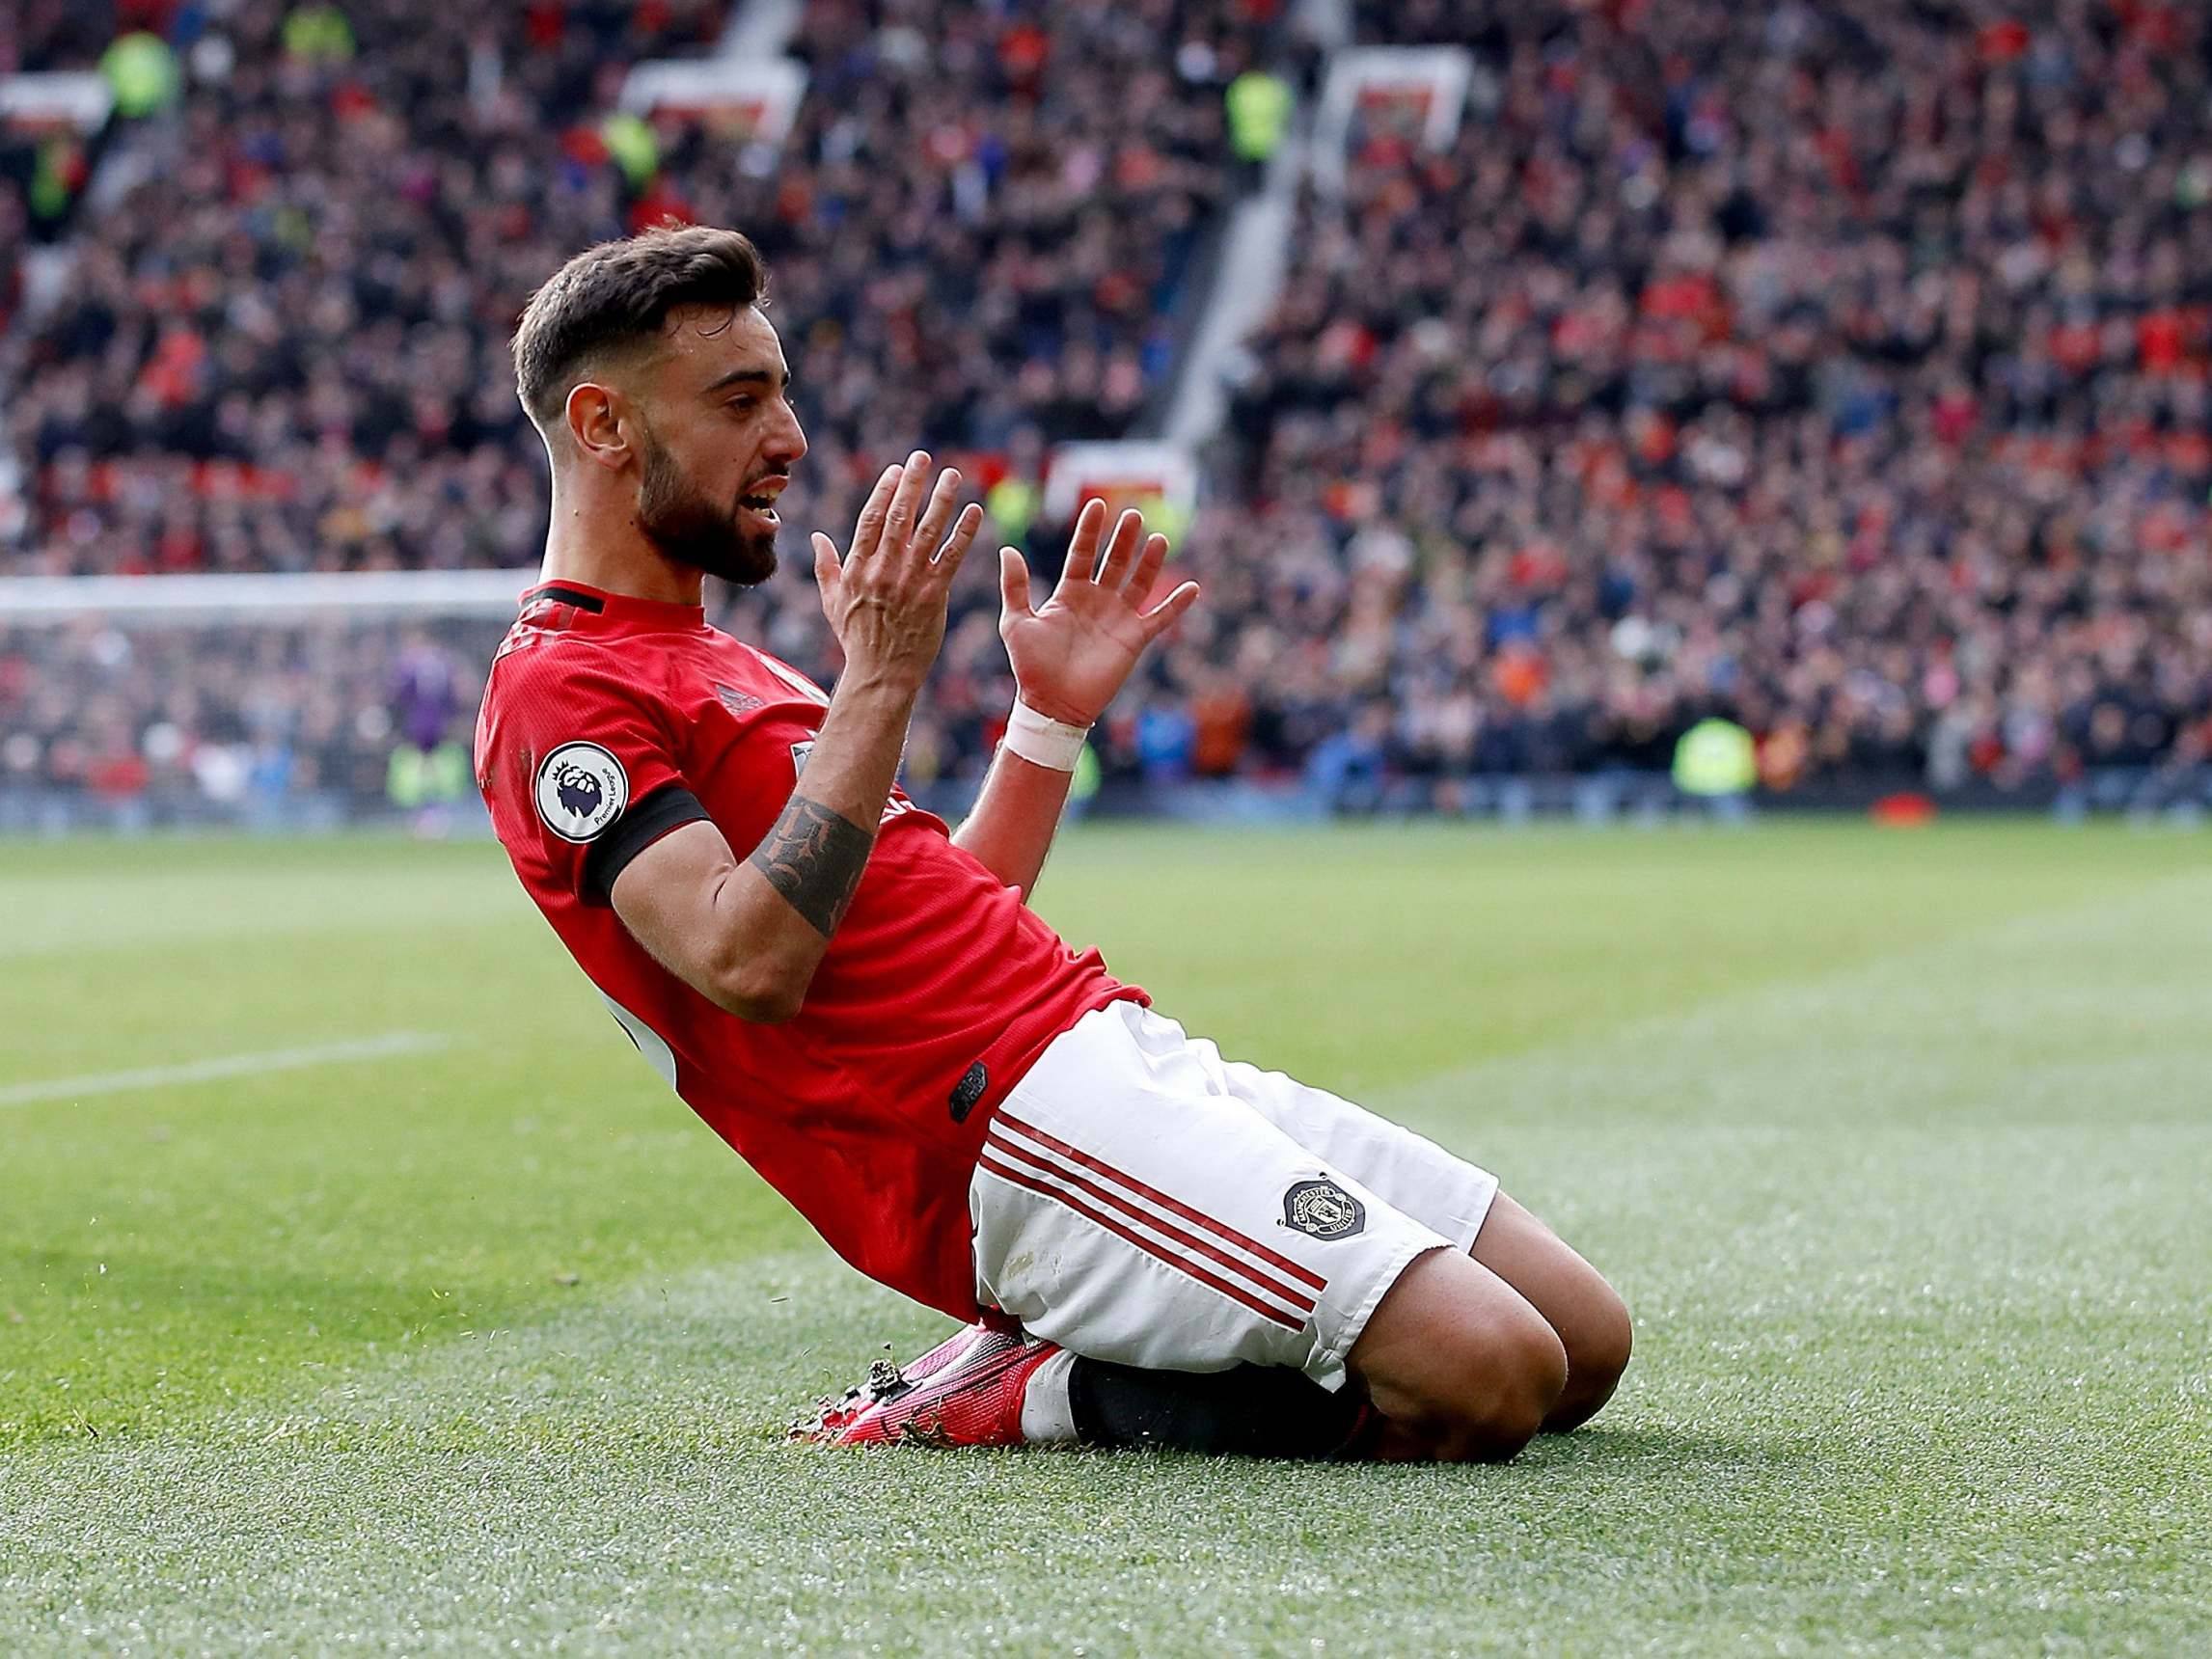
left=749, top=796, right=875, bottom=938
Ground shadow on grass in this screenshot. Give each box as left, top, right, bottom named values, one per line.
left=1111, top=1424, right=1823, bottom=1483
left=1513, top=1422, right=1817, bottom=1478
left=769, top=1423, right=1822, bottom=1483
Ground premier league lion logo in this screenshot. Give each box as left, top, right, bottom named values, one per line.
left=534, top=741, right=627, bottom=843
left=1283, top=1178, right=1366, bottom=1240
left=554, top=762, right=603, bottom=821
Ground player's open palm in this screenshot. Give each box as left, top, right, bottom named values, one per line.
left=997, top=500, right=1201, bottom=726
left=811, top=451, right=982, bottom=691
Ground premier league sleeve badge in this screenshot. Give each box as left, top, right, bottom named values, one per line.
left=534, top=741, right=629, bottom=842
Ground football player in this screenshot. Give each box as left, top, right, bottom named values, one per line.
left=478, top=227, right=1629, bottom=1460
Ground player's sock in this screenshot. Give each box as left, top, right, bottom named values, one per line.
left=1051, top=1355, right=1374, bottom=1459
left=1016, top=1347, right=1080, bottom=1444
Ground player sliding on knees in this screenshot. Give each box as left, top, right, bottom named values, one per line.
left=478, top=226, right=1631, bottom=1461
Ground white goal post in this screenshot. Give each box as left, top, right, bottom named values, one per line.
left=0, top=569, right=532, bottom=626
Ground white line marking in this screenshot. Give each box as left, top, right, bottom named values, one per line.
left=0, top=1032, right=451, bottom=1107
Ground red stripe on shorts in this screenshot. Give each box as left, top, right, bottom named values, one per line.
left=993, top=1108, right=1329, bottom=1292
left=974, top=1151, right=1308, bottom=1332
left=983, top=1129, right=1318, bottom=1319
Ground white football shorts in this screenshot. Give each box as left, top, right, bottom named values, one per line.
left=969, top=1000, right=1499, bottom=1391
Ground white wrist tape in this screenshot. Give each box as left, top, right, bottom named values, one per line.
left=1003, top=698, right=1092, bottom=772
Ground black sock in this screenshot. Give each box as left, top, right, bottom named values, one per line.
left=1066, top=1357, right=1373, bottom=1459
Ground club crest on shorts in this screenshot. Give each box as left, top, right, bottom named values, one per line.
left=1283, top=1178, right=1365, bottom=1240
left=534, top=742, right=627, bottom=842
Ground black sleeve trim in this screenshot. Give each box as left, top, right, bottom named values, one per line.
left=582, top=783, right=711, bottom=905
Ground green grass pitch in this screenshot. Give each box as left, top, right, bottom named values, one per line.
left=3, top=822, right=2208, bottom=1654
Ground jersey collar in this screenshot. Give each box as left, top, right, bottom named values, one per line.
left=519, top=580, right=707, bottom=630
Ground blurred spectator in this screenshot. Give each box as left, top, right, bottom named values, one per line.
left=0, top=3, right=178, bottom=332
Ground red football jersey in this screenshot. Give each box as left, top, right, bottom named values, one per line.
left=475, top=580, right=1142, bottom=1319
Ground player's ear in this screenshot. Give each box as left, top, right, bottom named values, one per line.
left=563, top=381, right=634, bottom=473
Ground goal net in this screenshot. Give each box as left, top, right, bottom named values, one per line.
left=1, top=571, right=526, bottom=833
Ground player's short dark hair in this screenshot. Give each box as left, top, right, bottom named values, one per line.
left=512, top=223, right=769, bottom=430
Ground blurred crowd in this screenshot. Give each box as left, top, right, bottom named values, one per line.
left=1194, top=0, right=2212, bottom=800
left=4, top=0, right=725, bottom=578
left=6, top=0, right=2212, bottom=820
left=1, top=3, right=165, bottom=338
left=2, top=0, right=1269, bottom=581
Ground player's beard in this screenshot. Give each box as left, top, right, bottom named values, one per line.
left=636, top=424, right=778, bottom=586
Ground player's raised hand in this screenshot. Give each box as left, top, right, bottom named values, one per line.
left=997, top=499, right=1201, bottom=726
left=811, top=451, right=983, bottom=693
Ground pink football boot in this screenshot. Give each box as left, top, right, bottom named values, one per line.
left=793, top=1324, right=1061, bottom=1449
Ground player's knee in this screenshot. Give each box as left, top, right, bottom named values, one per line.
left=1428, top=1309, right=1567, bottom=1463
left=1552, top=1281, right=1632, bottom=1430
left=1485, top=1314, right=1570, bottom=1455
